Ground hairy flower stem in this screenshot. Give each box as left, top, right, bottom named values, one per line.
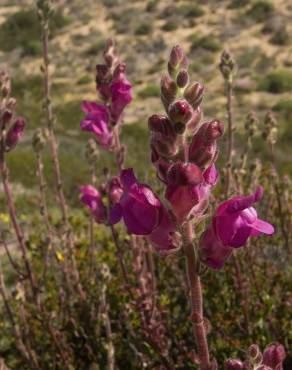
left=225, top=80, right=234, bottom=196
left=100, top=283, right=115, bottom=370
left=183, top=222, right=211, bottom=370
left=40, top=14, right=85, bottom=299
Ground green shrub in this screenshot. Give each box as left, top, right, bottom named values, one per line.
left=101, top=0, right=120, bottom=7
left=270, top=27, right=290, bottom=46
left=145, top=0, right=158, bottom=12
left=0, top=8, right=69, bottom=52
left=246, top=1, right=274, bottom=23
left=273, top=99, right=292, bottom=120
left=258, top=69, right=292, bottom=93
left=178, top=4, right=205, bottom=18
left=161, top=20, right=178, bottom=32
left=134, top=23, right=152, bottom=35
left=137, top=84, right=160, bottom=98
left=228, top=0, right=250, bottom=9
left=189, top=34, right=221, bottom=52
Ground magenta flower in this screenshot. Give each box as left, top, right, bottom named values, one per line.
left=5, top=117, right=26, bottom=150
left=200, top=187, right=275, bottom=269
left=110, top=76, right=132, bottom=123
left=80, top=101, right=112, bottom=149
left=80, top=185, right=107, bottom=224
left=110, top=169, right=177, bottom=251
left=263, top=344, right=286, bottom=370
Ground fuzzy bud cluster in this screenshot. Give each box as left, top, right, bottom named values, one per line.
left=219, top=50, right=236, bottom=83
left=0, top=71, right=26, bottom=152
left=263, top=111, right=277, bottom=146
left=148, top=45, right=224, bottom=226
left=32, top=128, right=48, bottom=153
left=80, top=39, right=132, bottom=150
left=85, top=138, right=99, bottom=165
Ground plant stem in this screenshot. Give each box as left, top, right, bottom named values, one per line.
left=225, top=79, right=234, bottom=196
left=183, top=222, right=211, bottom=370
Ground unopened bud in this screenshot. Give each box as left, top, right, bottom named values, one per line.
left=2, top=110, right=13, bottom=125
left=167, top=162, right=202, bottom=186
left=248, top=344, right=262, bottom=365
left=219, top=50, right=236, bottom=82
left=109, top=177, right=123, bottom=204
left=184, top=82, right=204, bottom=109
left=85, top=138, right=99, bottom=165
left=32, top=128, right=48, bottom=152
left=189, top=120, right=224, bottom=168
left=225, top=359, right=244, bottom=370
left=168, top=100, right=192, bottom=125
left=262, top=344, right=286, bottom=370
left=245, top=112, right=258, bottom=137
left=186, top=107, right=202, bottom=134
left=5, top=117, right=26, bottom=151
left=169, top=45, right=188, bottom=69
left=151, top=133, right=178, bottom=158
left=161, top=74, right=177, bottom=109
left=176, top=69, right=189, bottom=88
left=148, top=114, right=172, bottom=134
left=151, top=148, right=170, bottom=183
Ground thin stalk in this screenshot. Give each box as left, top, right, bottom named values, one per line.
left=40, top=16, right=85, bottom=299
left=101, top=284, right=115, bottom=370
left=225, top=80, right=234, bottom=196
left=183, top=222, right=211, bottom=370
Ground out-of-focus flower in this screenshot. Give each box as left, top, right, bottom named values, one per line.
left=80, top=101, right=112, bottom=149
left=109, top=169, right=177, bottom=251
left=262, top=344, right=286, bottom=370
left=189, top=120, right=224, bottom=169
left=5, top=117, right=26, bottom=151
left=200, top=187, right=275, bottom=269
left=80, top=185, right=107, bottom=223
left=110, top=75, right=132, bottom=123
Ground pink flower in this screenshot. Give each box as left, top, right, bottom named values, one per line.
left=110, top=76, right=132, bottom=123
left=80, top=101, right=113, bottom=149
left=200, top=187, right=275, bottom=269
left=109, top=169, right=176, bottom=251
left=5, top=117, right=26, bottom=150
left=263, top=344, right=286, bottom=370
left=80, top=185, right=107, bottom=224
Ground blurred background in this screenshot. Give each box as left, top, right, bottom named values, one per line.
left=0, top=0, right=291, bottom=207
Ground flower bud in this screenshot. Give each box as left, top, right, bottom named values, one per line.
left=168, top=100, right=192, bottom=124
left=225, top=359, right=244, bottom=370
left=151, top=147, right=170, bottom=183
left=219, top=50, right=235, bottom=82
left=168, top=45, right=188, bottom=77
left=189, top=120, right=224, bottom=168
left=161, top=74, right=177, bottom=109
left=186, top=107, right=202, bottom=134
left=248, top=344, right=262, bottom=365
left=262, top=344, right=286, bottom=370
left=2, top=110, right=12, bottom=125
left=151, top=134, right=178, bottom=158
left=148, top=114, right=172, bottom=134
left=184, top=82, right=204, bottom=109
left=167, top=162, right=202, bottom=186
left=109, top=177, right=123, bottom=204
left=5, top=117, right=26, bottom=151
left=176, top=69, right=189, bottom=88
left=85, top=138, right=99, bottom=165
left=32, top=128, right=48, bottom=153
